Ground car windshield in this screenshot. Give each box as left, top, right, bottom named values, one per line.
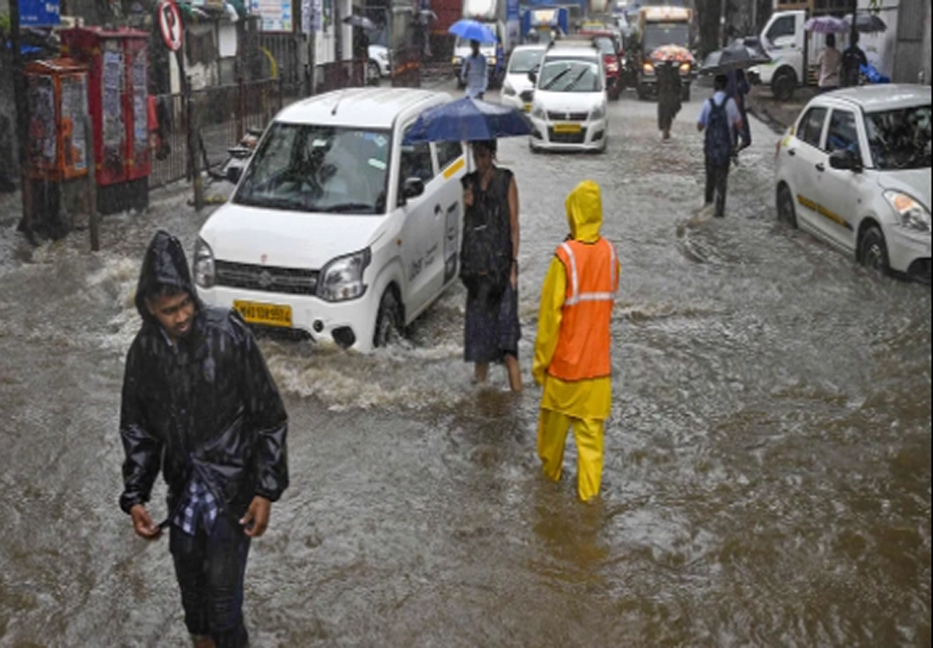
left=592, top=36, right=616, bottom=55
left=643, top=23, right=690, bottom=51
left=538, top=59, right=602, bottom=92
left=864, top=104, right=932, bottom=170
left=510, top=49, right=545, bottom=73
left=234, top=123, right=392, bottom=215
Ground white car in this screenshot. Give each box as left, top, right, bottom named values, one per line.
left=194, top=88, right=469, bottom=352
left=367, top=45, right=391, bottom=80
left=501, top=44, right=547, bottom=112
left=528, top=41, right=609, bottom=153
left=775, top=85, right=931, bottom=283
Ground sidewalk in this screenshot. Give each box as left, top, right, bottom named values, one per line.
left=745, top=84, right=818, bottom=134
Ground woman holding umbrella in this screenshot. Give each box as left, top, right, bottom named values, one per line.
left=461, top=139, right=522, bottom=392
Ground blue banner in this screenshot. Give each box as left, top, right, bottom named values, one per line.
left=19, top=0, right=61, bottom=27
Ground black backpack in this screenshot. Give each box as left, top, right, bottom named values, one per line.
left=459, top=168, right=513, bottom=302
left=705, top=98, right=733, bottom=167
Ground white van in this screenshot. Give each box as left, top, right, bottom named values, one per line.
left=193, top=88, right=468, bottom=352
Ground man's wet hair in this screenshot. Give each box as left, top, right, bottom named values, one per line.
left=714, top=74, right=729, bottom=90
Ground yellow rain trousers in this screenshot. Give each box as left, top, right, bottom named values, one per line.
left=533, top=180, right=618, bottom=503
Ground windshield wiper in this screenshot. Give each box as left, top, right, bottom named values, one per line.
left=319, top=202, right=376, bottom=213
left=564, top=69, right=591, bottom=92
left=543, top=68, right=572, bottom=90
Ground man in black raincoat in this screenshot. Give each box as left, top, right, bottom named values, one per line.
left=119, top=230, right=289, bottom=647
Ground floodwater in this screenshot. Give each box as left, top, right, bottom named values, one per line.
left=0, top=88, right=929, bottom=647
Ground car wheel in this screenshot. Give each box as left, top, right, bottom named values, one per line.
left=374, top=287, right=403, bottom=348
left=859, top=226, right=890, bottom=276
left=777, top=183, right=797, bottom=228
left=771, top=68, right=797, bottom=101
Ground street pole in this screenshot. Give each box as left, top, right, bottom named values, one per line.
left=10, top=0, right=35, bottom=241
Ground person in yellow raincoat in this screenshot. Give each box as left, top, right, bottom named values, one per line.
left=533, top=180, right=620, bottom=503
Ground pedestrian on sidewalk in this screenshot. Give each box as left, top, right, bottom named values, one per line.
left=462, top=39, right=489, bottom=100
left=118, top=230, right=289, bottom=648
left=841, top=32, right=868, bottom=88
left=697, top=73, right=743, bottom=219
left=460, top=139, right=522, bottom=391
left=657, top=61, right=682, bottom=140
left=533, top=180, right=620, bottom=503
left=817, top=33, right=842, bottom=93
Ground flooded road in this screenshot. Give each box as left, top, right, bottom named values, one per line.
left=0, top=86, right=930, bottom=646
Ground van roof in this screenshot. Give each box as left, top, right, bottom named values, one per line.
left=274, top=87, right=452, bottom=129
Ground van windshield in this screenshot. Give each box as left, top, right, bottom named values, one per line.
left=234, top=123, right=392, bottom=215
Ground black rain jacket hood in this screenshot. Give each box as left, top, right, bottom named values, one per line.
left=120, top=230, right=289, bottom=519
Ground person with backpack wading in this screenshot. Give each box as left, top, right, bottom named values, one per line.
left=697, top=73, right=743, bottom=219
left=460, top=139, right=522, bottom=391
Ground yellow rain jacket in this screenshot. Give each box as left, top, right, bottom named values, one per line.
left=533, top=180, right=619, bottom=420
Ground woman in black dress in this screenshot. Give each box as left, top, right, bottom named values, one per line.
left=460, top=139, right=522, bottom=392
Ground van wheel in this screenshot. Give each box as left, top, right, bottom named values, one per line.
left=374, top=288, right=402, bottom=348
left=859, top=226, right=890, bottom=276
left=777, top=183, right=797, bottom=228
left=771, top=68, right=797, bottom=101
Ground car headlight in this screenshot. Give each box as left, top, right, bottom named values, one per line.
left=679, top=62, right=691, bottom=74
left=885, top=191, right=931, bottom=232
left=318, top=248, right=372, bottom=302
left=590, top=104, right=606, bottom=120
left=503, top=82, right=516, bottom=97
left=531, top=103, right=546, bottom=120
left=642, top=61, right=655, bottom=75
left=193, top=238, right=215, bottom=288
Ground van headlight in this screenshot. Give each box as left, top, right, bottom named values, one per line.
left=193, top=238, right=215, bottom=288
left=885, top=191, right=931, bottom=232
left=531, top=103, right=547, bottom=120
left=318, top=248, right=372, bottom=302
left=590, top=104, right=606, bottom=120
left=503, top=81, right=516, bottom=97
left=642, top=61, right=655, bottom=75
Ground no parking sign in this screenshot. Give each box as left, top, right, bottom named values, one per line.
left=158, top=0, right=183, bottom=52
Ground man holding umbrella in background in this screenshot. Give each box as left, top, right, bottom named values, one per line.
left=462, top=39, right=489, bottom=99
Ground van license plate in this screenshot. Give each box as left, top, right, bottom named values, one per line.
left=234, top=300, right=293, bottom=328
left=553, top=123, right=582, bottom=134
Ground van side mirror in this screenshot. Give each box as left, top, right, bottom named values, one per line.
left=403, top=177, right=425, bottom=199
left=829, top=149, right=863, bottom=173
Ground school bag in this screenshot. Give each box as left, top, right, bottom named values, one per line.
left=705, top=97, right=733, bottom=167
left=459, top=168, right=513, bottom=303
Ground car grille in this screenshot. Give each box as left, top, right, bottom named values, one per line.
left=547, top=111, right=589, bottom=122
left=215, top=260, right=319, bottom=295
left=548, top=127, right=588, bottom=144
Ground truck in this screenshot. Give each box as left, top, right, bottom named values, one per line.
left=635, top=4, right=696, bottom=100
left=521, top=6, right=570, bottom=44
left=749, top=2, right=898, bottom=101
left=453, top=0, right=522, bottom=87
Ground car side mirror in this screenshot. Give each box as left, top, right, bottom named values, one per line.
left=226, top=165, right=243, bottom=184
left=403, top=177, right=425, bottom=199
left=829, top=149, right=863, bottom=173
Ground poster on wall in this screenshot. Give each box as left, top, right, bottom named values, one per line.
left=61, top=75, right=89, bottom=174
left=250, top=0, right=294, bottom=32
left=132, top=51, right=149, bottom=155
left=27, top=76, right=56, bottom=169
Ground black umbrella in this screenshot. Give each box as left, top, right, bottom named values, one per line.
left=701, top=41, right=771, bottom=74
left=343, top=14, right=377, bottom=31
left=844, top=13, right=887, bottom=34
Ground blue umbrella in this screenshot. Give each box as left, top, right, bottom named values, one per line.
left=403, top=97, right=532, bottom=144
left=448, top=19, right=498, bottom=44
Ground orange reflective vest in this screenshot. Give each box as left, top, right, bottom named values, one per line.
left=547, top=237, right=619, bottom=382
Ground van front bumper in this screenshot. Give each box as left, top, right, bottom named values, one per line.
left=200, top=285, right=379, bottom=353
left=529, top=116, right=608, bottom=151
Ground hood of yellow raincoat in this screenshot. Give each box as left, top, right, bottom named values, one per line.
left=565, top=180, right=602, bottom=244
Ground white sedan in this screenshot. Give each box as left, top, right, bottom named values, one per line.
left=775, top=85, right=931, bottom=283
